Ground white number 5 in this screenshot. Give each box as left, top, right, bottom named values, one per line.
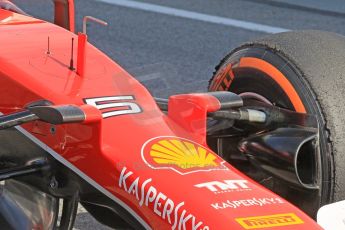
left=84, top=96, right=142, bottom=118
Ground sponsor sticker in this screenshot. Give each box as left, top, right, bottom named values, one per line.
left=211, top=197, right=284, bottom=210
left=141, top=137, right=227, bottom=174
left=118, top=167, right=209, bottom=230
left=195, top=180, right=251, bottom=194
left=235, top=213, right=304, bottom=229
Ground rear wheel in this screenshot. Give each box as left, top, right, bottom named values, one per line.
left=208, top=30, right=345, bottom=217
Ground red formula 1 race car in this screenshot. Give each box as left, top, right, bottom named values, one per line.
left=0, top=1, right=344, bottom=229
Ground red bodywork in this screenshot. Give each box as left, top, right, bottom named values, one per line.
left=0, top=8, right=321, bottom=230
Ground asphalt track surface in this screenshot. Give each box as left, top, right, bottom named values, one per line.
left=10, top=0, right=345, bottom=229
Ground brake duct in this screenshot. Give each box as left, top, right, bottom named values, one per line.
left=239, top=127, right=319, bottom=190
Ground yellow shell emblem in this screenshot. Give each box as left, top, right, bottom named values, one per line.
left=142, top=137, right=227, bottom=174
left=150, top=139, right=218, bottom=169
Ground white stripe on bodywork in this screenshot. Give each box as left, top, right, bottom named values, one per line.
left=95, top=0, right=289, bottom=34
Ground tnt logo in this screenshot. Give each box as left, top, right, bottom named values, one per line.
left=194, top=180, right=251, bottom=194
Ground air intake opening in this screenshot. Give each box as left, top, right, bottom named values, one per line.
left=296, top=138, right=317, bottom=186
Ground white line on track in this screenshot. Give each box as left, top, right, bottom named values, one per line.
left=95, top=0, right=289, bottom=33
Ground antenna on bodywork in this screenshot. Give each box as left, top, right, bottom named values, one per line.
left=69, top=38, right=75, bottom=70
left=82, top=16, right=108, bottom=35
left=77, top=33, right=87, bottom=77
left=76, top=16, right=108, bottom=77
left=47, top=36, right=51, bottom=55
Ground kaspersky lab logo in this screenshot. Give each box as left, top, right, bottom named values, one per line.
left=141, top=136, right=228, bottom=175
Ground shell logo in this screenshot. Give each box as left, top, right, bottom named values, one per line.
left=141, top=136, right=228, bottom=174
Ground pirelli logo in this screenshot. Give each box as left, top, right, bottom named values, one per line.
left=235, top=213, right=304, bottom=229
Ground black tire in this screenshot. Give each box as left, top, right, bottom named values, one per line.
left=208, top=30, right=345, bottom=216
